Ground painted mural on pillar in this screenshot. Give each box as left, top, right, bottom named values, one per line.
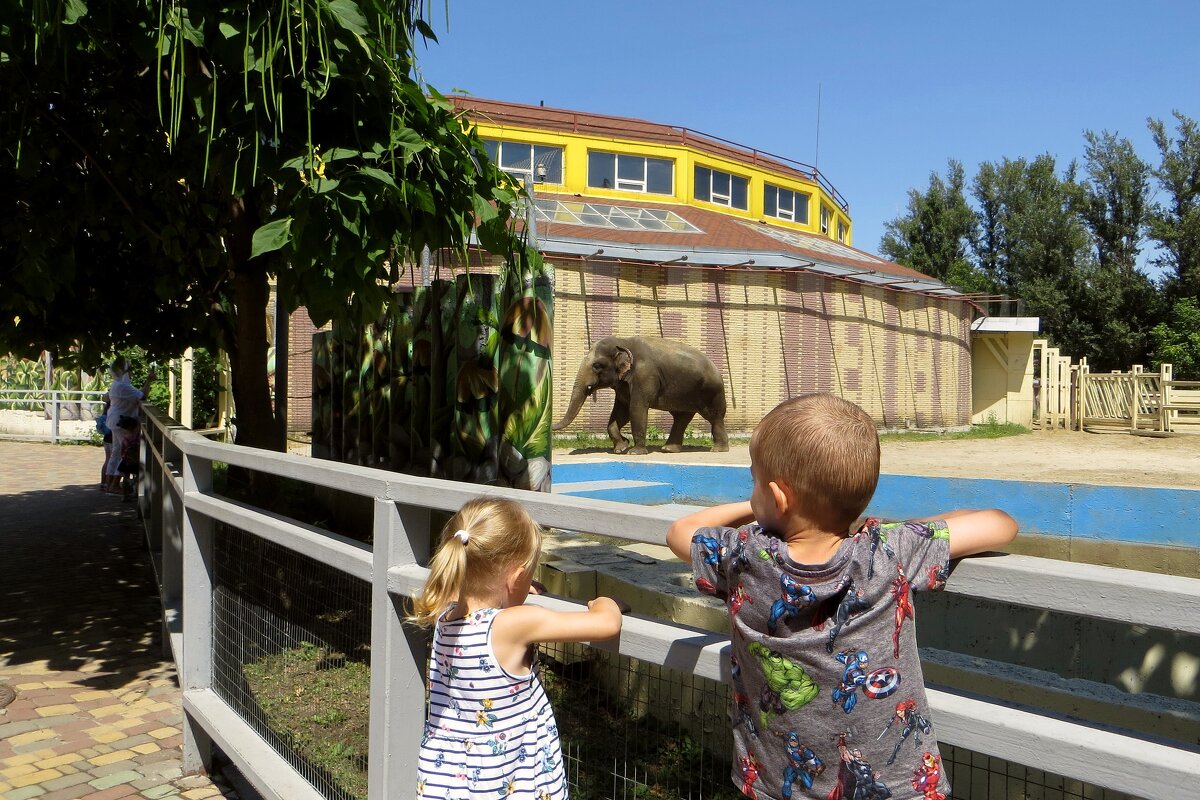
left=312, top=250, right=554, bottom=491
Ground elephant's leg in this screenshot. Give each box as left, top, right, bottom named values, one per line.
left=703, top=407, right=730, bottom=452
left=663, top=412, right=695, bottom=453
left=627, top=398, right=651, bottom=455
left=608, top=406, right=631, bottom=454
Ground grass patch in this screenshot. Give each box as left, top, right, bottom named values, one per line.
left=240, top=643, right=742, bottom=800
left=554, top=426, right=750, bottom=452
left=242, top=642, right=370, bottom=799
left=880, top=419, right=1029, bottom=443
left=557, top=419, right=1028, bottom=450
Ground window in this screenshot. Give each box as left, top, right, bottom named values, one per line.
left=820, top=204, right=832, bottom=235
left=694, top=165, right=748, bottom=210
left=588, top=151, right=674, bottom=194
left=837, top=220, right=848, bottom=243
left=763, top=184, right=810, bottom=223
left=482, top=140, right=563, bottom=184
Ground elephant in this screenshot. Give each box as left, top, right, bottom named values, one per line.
left=553, top=336, right=729, bottom=454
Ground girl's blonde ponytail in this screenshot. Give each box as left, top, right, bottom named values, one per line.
left=408, top=531, right=468, bottom=627
left=406, top=497, right=542, bottom=627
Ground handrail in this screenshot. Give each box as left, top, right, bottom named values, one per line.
left=0, top=387, right=107, bottom=442
left=137, top=404, right=1200, bottom=800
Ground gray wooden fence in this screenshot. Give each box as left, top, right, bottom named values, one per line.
left=137, top=404, right=1200, bottom=800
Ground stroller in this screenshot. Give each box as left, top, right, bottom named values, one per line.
left=116, top=427, right=141, bottom=501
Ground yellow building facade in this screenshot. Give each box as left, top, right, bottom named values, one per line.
left=457, top=97, right=853, bottom=245
left=445, top=97, right=981, bottom=432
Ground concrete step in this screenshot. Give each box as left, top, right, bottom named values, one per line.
left=551, top=478, right=673, bottom=505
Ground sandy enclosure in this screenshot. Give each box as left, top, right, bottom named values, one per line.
left=555, top=429, right=1200, bottom=490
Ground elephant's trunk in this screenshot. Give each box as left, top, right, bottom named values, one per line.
left=552, top=358, right=594, bottom=430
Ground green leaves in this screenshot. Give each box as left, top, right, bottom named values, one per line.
left=63, top=0, right=88, bottom=25
left=251, top=217, right=293, bottom=258
left=3, top=0, right=528, bottom=449
left=359, top=166, right=397, bottom=188
left=326, top=0, right=370, bottom=36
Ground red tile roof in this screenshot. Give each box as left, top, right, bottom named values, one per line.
left=529, top=192, right=933, bottom=282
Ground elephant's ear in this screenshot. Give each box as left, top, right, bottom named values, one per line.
left=614, top=345, right=634, bottom=381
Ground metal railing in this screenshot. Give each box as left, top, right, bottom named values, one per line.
left=137, top=404, right=1200, bottom=800
left=0, top=388, right=107, bottom=442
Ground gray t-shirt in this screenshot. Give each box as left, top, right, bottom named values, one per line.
left=690, top=518, right=951, bottom=800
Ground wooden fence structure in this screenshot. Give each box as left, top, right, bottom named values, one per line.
left=1033, top=339, right=1200, bottom=434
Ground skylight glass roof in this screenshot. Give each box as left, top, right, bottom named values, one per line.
left=749, top=223, right=885, bottom=266
left=533, top=198, right=702, bottom=233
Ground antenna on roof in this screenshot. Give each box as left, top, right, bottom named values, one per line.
left=814, top=82, right=822, bottom=172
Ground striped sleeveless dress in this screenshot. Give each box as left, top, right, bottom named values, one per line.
left=417, top=606, right=567, bottom=799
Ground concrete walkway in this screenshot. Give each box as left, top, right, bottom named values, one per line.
left=0, top=441, right=237, bottom=800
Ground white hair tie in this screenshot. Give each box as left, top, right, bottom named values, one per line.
left=453, top=529, right=470, bottom=545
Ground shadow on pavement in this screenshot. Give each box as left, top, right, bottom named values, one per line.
left=0, top=481, right=167, bottom=688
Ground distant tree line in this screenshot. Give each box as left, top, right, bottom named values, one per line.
left=880, top=112, right=1200, bottom=379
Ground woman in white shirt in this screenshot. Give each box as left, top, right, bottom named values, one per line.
left=103, top=357, right=154, bottom=494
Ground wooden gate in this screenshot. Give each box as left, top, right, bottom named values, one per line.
left=1032, top=340, right=1197, bottom=434
left=1033, top=339, right=1076, bottom=430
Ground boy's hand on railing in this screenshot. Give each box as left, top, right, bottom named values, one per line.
left=590, top=596, right=631, bottom=615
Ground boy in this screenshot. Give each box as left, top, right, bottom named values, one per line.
left=667, top=393, right=1017, bottom=800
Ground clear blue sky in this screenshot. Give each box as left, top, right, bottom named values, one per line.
left=417, top=0, right=1199, bottom=261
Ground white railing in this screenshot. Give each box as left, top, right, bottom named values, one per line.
left=137, top=405, right=1200, bottom=800
left=0, top=388, right=107, bottom=442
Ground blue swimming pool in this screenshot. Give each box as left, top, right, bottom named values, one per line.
left=552, top=461, right=1200, bottom=548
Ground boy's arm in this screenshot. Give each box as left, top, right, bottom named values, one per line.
left=666, top=501, right=754, bottom=561
left=915, top=509, right=1018, bottom=559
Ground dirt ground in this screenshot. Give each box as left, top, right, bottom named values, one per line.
left=554, top=429, right=1200, bottom=489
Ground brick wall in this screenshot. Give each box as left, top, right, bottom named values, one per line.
left=286, top=309, right=328, bottom=434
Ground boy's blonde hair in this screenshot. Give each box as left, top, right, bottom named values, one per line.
left=407, top=496, right=543, bottom=627
left=750, top=393, right=880, bottom=532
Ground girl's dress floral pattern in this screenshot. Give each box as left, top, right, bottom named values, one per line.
left=417, top=606, right=566, bottom=799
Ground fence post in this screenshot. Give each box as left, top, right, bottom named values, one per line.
left=182, top=348, right=195, bottom=429
left=147, top=425, right=164, bottom=547
left=1033, top=339, right=1047, bottom=428
left=180, top=448, right=214, bottom=774
left=1160, top=363, right=1173, bottom=433
left=367, top=499, right=432, bottom=799
left=159, top=432, right=184, bottom=660
left=1130, top=365, right=1143, bottom=432
left=1076, top=358, right=1089, bottom=431
left=51, top=390, right=60, bottom=443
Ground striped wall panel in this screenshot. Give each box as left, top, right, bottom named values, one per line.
left=398, top=255, right=974, bottom=433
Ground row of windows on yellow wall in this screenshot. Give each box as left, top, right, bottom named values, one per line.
left=474, top=126, right=852, bottom=245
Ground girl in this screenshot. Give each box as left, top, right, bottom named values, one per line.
left=409, top=497, right=625, bottom=799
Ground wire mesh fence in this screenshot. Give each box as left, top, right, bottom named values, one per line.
left=941, top=744, right=1141, bottom=800
left=203, top=526, right=1148, bottom=800
left=539, top=642, right=742, bottom=800
left=212, top=524, right=373, bottom=800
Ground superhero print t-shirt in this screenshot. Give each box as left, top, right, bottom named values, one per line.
left=690, top=519, right=951, bottom=800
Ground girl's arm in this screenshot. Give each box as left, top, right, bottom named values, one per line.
left=666, top=501, right=754, bottom=561
left=491, top=598, right=624, bottom=674
left=912, top=509, right=1018, bottom=559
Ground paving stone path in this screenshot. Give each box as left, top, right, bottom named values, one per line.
left=0, top=440, right=237, bottom=800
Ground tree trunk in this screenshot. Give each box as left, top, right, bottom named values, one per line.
left=224, top=195, right=284, bottom=453
left=228, top=268, right=281, bottom=451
